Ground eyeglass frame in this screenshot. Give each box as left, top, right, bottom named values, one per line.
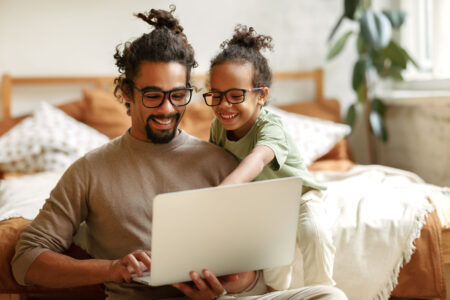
left=132, top=84, right=193, bottom=108
left=202, top=87, right=264, bottom=107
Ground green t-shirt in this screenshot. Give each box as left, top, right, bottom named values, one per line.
left=209, top=107, right=325, bottom=191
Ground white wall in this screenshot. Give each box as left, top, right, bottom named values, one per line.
left=0, top=0, right=359, bottom=116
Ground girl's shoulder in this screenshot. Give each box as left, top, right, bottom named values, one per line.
left=257, top=107, right=285, bottom=128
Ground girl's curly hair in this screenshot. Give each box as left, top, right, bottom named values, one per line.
left=113, top=5, right=198, bottom=114
left=210, top=25, right=273, bottom=88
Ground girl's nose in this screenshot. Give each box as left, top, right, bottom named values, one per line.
left=218, top=95, right=232, bottom=108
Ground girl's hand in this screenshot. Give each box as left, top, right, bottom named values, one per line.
left=108, top=250, right=151, bottom=283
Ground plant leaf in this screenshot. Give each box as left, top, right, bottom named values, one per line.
left=356, top=81, right=366, bottom=103
left=379, top=65, right=404, bottom=80
left=370, top=98, right=388, bottom=141
left=352, top=58, right=369, bottom=91
left=328, top=15, right=345, bottom=42
left=371, top=98, right=386, bottom=117
left=382, top=40, right=408, bottom=69
left=370, top=48, right=385, bottom=74
left=327, top=31, right=354, bottom=60
left=344, top=0, right=360, bottom=19
left=356, top=32, right=365, bottom=55
left=369, top=110, right=388, bottom=141
left=360, top=10, right=392, bottom=50
left=370, top=40, right=418, bottom=79
left=345, top=103, right=357, bottom=128
left=382, top=10, right=407, bottom=29
left=405, top=48, right=420, bottom=69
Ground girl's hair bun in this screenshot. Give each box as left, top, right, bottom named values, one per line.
left=222, top=24, right=273, bottom=52
left=135, top=4, right=183, bottom=35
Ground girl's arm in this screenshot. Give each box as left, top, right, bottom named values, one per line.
left=219, top=145, right=275, bottom=186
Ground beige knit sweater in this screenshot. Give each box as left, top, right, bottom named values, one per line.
left=12, top=130, right=237, bottom=299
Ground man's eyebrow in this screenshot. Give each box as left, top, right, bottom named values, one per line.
left=140, top=85, right=162, bottom=91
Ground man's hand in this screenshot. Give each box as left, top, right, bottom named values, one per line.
left=108, top=250, right=151, bottom=283
left=172, top=270, right=256, bottom=300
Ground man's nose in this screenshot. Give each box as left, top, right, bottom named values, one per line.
left=157, top=94, right=177, bottom=113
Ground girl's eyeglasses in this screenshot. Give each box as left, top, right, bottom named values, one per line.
left=202, top=88, right=263, bottom=107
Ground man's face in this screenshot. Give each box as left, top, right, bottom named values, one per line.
left=127, top=61, right=188, bottom=143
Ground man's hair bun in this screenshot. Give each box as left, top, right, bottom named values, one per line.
left=135, top=4, right=183, bottom=35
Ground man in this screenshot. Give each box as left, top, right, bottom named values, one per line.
left=12, top=7, right=346, bottom=300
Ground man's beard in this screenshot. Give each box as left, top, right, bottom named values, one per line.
left=145, top=113, right=182, bottom=144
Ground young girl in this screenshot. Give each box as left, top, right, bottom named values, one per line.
left=203, top=25, right=336, bottom=292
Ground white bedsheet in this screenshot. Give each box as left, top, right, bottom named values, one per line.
left=0, top=171, right=63, bottom=221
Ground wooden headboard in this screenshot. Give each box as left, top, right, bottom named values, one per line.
left=1, top=69, right=340, bottom=121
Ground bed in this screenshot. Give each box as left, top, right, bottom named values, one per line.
left=0, top=70, right=448, bottom=300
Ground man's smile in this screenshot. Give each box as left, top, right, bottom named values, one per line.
left=148, top=114, right=179, bottom=130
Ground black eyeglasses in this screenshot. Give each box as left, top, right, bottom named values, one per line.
left=133, top=85, right=193, bottom=108
left=202, top=88, right=264, bottom=107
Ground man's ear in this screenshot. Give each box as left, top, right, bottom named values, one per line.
left=257, top=87, right=269, bottom=106
left=123, top=89, right=134, bottom=104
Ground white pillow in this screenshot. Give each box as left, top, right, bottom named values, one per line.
left=0, top=171, right=63, bottom=221
left=0, top=102, right=109, bottom=173
left=266, top=106, right=351, bottom=166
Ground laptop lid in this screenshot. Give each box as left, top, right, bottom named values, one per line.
left=134, top=176, right=302, bottom=286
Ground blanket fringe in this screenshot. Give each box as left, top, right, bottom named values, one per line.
left=373, top=202, right=435, bottom=300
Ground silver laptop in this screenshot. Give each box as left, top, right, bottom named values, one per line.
left=133, top=176, right=302, bottom=286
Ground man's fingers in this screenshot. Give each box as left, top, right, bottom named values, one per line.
left=174, top=270, right=228, bottom=300
left=172, top=283, right=195, bottom=298
left=203, top=269, right=226, bottom=296
left=190, top=271, right=211, bottom=293
left=133, top=250, right=152, bottom=271
left=125, top=253, right=144, bottom=276
left=120, top=267, right=132, bottom=282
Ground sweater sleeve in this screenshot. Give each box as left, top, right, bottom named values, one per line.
left=11, top=158, right=90, bottom=285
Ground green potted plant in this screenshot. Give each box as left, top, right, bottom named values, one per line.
left=327, top=0, right=418, bottom=162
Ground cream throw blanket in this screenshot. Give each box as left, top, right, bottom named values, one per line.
left=307, top=164, right=447, bottom=300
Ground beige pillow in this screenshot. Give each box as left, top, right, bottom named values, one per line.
left=82, top=89, right=131, bottom=139
left=266, top=106, right=351, bottom=166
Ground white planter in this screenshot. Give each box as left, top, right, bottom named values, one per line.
left=376, top=93, right=450, bottom=186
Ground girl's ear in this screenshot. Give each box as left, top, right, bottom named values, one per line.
left=257, top=87, right=269, bottom=106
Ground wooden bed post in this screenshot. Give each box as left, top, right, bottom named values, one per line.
left=1, top=74, right=12, bottom=119
left=314, top=68, right=324, bottom=104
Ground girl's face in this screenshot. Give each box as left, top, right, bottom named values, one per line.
left=209, top=61, right=268, bottom=140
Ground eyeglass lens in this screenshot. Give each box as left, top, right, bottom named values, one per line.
left=204, top=89, right=245, bottom=106
left=142, top=89, right=192, bottom=108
